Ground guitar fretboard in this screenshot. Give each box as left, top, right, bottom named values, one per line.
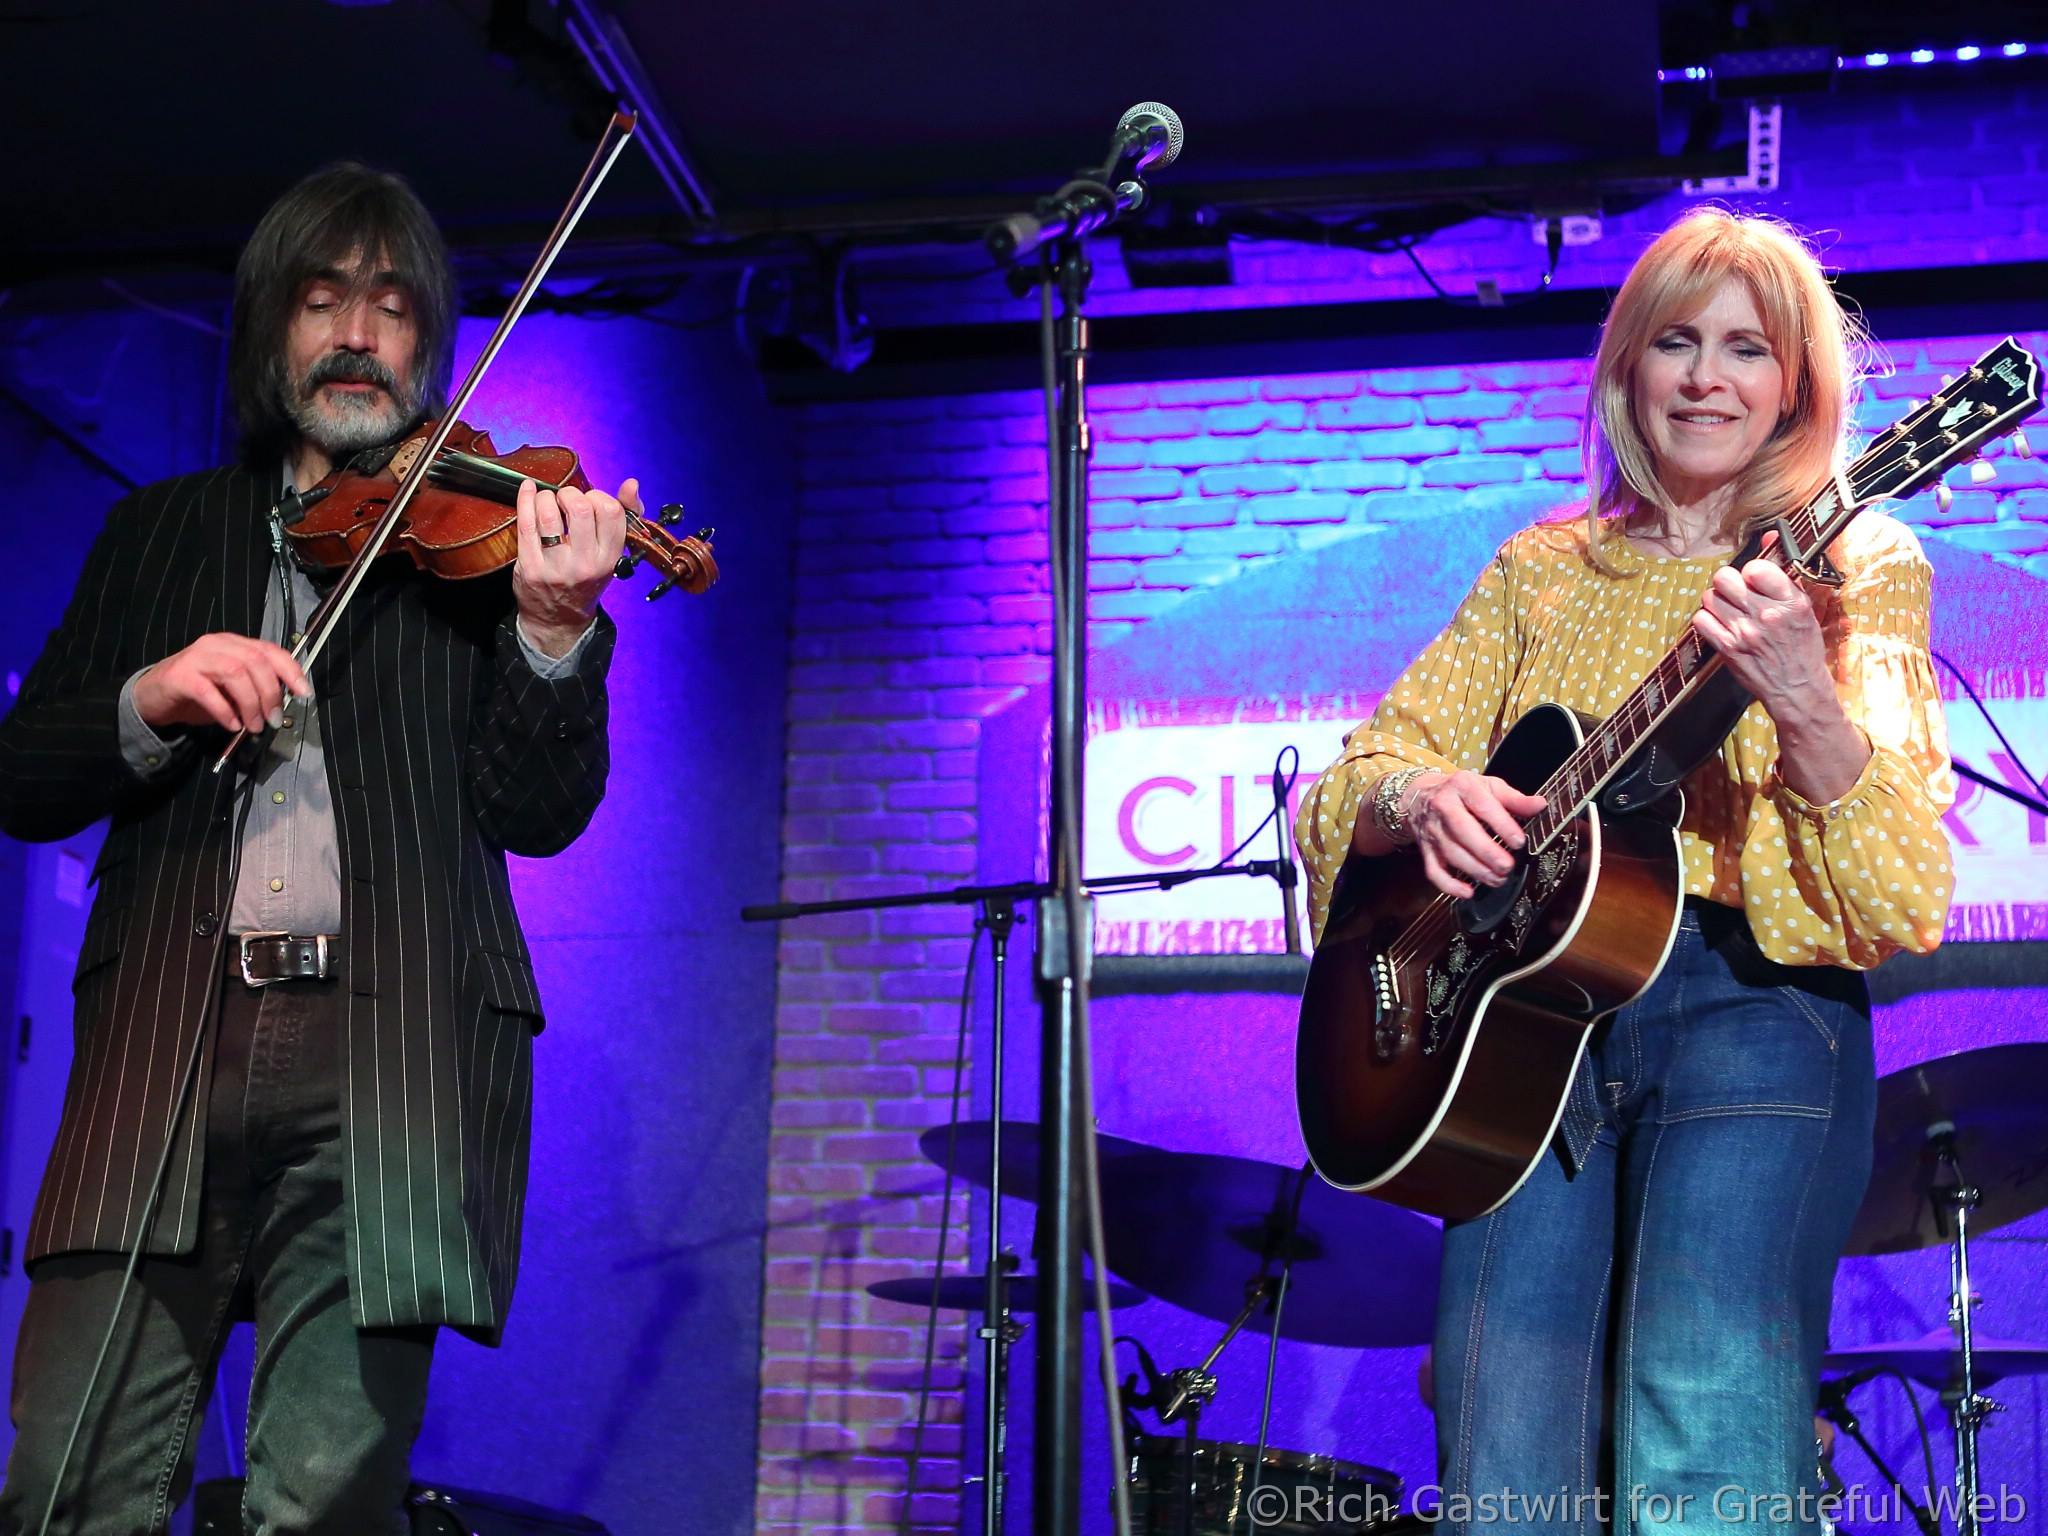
left=1521, top=489, right=1839, bottom=850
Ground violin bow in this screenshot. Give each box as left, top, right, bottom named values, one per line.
left=213, top=110, right=641, bottom=774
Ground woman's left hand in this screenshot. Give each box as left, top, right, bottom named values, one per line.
left=1693, top=538, right=1872, bottom=803
left=1690, top=548, right=1835, bottom=721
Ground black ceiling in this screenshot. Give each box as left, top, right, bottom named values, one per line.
left=3, top=0, right=2046, bottom=280
left=608, top=0, right=1660, bottom=210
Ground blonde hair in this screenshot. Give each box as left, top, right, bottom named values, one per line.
left=1582, top=208, right=1864, bottom=571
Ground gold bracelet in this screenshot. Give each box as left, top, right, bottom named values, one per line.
left=1371, top=766, right=1431, bottom=845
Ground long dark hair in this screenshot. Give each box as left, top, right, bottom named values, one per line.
left=229, top=162, right=456, bottom=466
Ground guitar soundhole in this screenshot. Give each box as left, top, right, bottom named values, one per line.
left=1460, top=860, right=1529, bottom=935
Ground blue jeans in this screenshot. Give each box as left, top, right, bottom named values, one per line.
left=1432, top=899, right=1875, bottom=1535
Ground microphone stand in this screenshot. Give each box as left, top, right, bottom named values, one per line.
left=993, top=131, right=1169, bottom=1536
left=742, top=862, right=1269, bottom=1536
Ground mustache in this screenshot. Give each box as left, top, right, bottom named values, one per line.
left=298, top=351, right=401, bottom=398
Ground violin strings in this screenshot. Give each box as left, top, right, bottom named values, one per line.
left=426, top=448, right=657, bottom=535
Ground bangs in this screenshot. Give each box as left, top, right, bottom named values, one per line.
left=286, top=186, right=442, bottom=306
left=1629, top=231, right=1804, bottom=390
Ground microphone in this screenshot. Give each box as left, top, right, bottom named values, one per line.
left=1100, top=101, right=1185, bottom=178
left=1271, top=765, right=1302, bottom=954
left=273, top=483, right=331, bottom=527
left=1814, top=1366, right=1885, bottom=1422
left=984, top=101, right=1184, bottom=264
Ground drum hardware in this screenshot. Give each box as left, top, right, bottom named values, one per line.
left=1816, top=1372, right=1940, bottom=1536
left=1837, top=1043, right=2048, bottom=1536
left=867, top=1265, right=1146, bottom=1317
left=1121, top=1435, right=1402, bottom=1536
left=1090, top=1148, right=1441, bottom=1349
left=1114, top=1161, right=1410, bottom=1535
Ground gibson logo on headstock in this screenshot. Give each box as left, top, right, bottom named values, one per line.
left=1990, top=356, right=2029, bottom=397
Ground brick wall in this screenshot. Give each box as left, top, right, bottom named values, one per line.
left=751, top=61, right=2048, bottom=1533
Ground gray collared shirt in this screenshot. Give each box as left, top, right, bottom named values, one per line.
left=116, top=468, right=592, bottom=935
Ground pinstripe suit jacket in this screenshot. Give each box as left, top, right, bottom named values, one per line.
left=0, top=463, right=614, bottom=1341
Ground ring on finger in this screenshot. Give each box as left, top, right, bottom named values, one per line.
left=538, top=532, right=565, bottom=548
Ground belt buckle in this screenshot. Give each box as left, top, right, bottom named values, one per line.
left=238, top=930, right=288, bottom=988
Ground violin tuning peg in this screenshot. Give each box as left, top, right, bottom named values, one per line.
left=2015, top=430, right=2034, bottom=460
left=646, top=577, right=676, bottom=602
left=696, top=525, right=716, bottom=544
left=614, top=554, right=637, bottom=580
left=659, top=503, right=684, bottom=526
left=1932, top=480, right=1954, bottom=514
left=1969, top=459, right=1998, bottom=485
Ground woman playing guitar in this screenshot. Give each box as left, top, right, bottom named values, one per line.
left=1294, top=209, right=1956, bottom=1532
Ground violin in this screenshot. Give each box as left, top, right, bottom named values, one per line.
left=285, top=419, right=718, bottom=600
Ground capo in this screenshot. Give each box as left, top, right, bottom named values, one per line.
left=1764, top=512, right=1844, bottom=588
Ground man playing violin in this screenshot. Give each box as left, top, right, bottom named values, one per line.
left=0, top=163, right=634, bottom=1534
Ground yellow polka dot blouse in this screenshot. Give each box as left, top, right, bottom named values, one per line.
left=1294, top=510, right=1957, bottom=969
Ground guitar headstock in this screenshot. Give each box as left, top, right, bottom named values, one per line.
left=1850, top=338, right=2043, bottom=506
left=620, top=506, right=719, bottom=600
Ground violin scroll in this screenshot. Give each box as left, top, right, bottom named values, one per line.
left=620, top=507, right=719, bottom=601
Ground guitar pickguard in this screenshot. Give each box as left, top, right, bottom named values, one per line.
left=1419, top=820, right=1579, bottom=1055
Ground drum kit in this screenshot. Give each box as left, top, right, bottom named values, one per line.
left=867, top=1043, right=2048, bottom=1535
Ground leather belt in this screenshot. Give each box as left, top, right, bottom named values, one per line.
left=231, top=931, right=339, bottom=986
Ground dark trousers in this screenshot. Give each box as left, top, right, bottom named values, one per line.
left=0, top=973, right=436, bottom=1536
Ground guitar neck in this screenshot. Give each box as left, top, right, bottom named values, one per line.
left=1522, top=483, right=1856, bottom=852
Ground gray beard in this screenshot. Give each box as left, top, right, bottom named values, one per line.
left=283, top=354, right=420, bottom=457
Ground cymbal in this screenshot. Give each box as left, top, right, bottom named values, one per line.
left=917, top=1118, right=1157, bottom=1200
left=1847, top=1043, right=2048, bottom=1255
left=868, top=1273, right=1147, bottom=1313
left=1824, top=1329, right=2048, bottom=1388
left=1094, top=1150, right=1441, bottom=1349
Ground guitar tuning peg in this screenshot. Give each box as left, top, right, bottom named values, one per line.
left=1969, top=460, right=1998, bottom=485
left=2015, top=430, right=2034, bottom=460
left=1932, top=480, right=1954, bottom=514
left=659, top=503, right=684, bottom=526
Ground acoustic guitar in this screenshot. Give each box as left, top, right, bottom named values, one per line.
left=1295, top=338, right=2043, bottom=1221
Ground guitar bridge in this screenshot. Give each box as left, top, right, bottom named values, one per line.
left=1371, top=951, right=1406, bottom=1061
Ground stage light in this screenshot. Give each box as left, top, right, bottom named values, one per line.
left=1957, top=45, right=1982, bottom=61
left=1911, top=49, right=1936, bottom=63
left=2005, top=42, right=2030, bottom=56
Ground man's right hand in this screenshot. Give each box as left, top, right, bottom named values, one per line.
left=132, top=635, right=313, bottom=736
